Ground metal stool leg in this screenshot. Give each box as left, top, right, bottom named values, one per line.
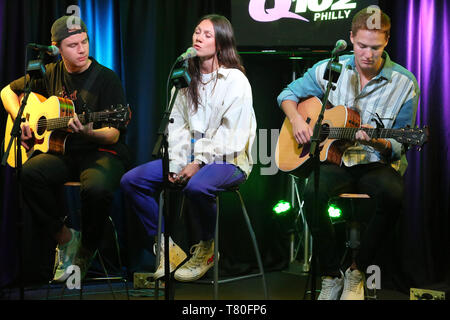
left=46, top=281, right=51, bottom=300
left=90, top=216, right=130, bottom=300
left=155, top=189, right=185, bottom=299
left=96, top=251, right=116, bottom=299
left=235, top=190, right=269, bottom=300
left=213, top=196, right=220, bottom=299
left=79, top=218, right=127, bottom=300
left=156, top=192, right=164, bottom=268
left=174, top=189, right=267, bottom=300
left=108, top=216, right=129, bottom=300
left=81, top=217, right=128, bottom=300
left=210, top=191, right=268, bottom=300
left=154, top=191, right=164, bottom=299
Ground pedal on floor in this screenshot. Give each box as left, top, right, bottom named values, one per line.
left=410, top=285, right=449, bottom=300
left=133, top=272, right=165, bottom=289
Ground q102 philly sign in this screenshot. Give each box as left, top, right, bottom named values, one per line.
left=248, top=0, right=360, bottom=23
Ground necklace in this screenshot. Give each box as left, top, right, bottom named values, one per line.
left=200, top=77, right=215, bottom=86
left=199, top=69, right=218, bottom=86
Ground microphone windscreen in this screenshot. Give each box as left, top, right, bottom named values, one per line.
left=186, top=47, right=197, bottom=59
left=49, top=45, right=60, bottom=56
left=335, top=39, right=347, bottom=51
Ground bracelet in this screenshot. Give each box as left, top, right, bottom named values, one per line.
left=192, top=159, right=205, bottom=167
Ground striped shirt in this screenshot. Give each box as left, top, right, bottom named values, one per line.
left=277, top=52, right=419, bottom=170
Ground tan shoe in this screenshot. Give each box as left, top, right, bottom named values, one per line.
left=174, top=239, right=217, bottom=282
left=153, top=236, right=187, bottom=280
left=340, top=268, right=365, bottom=300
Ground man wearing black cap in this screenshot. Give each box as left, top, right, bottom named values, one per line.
left=1, top=15, right=130, bottom=282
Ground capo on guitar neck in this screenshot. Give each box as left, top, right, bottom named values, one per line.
left=371, top=113, right=385, bottom=129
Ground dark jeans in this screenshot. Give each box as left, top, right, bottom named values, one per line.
left=303, top=162, right=403, bottom=276
left=20, top=150, right=126, bottom=252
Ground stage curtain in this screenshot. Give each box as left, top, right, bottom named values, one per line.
left=391, top=0, right=450, bottom=287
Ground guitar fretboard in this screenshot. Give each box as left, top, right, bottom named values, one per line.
left=326, top=127, right=402, bottom=141
left=37, top=112, right=114, bottom=131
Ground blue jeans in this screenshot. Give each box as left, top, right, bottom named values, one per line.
left=120, top=159, right=246, bottom=240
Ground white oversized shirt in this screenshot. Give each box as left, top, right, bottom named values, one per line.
left=168, top=67, right=257, bottom=177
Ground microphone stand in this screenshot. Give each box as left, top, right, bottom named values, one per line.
left=307, top=53, right=342, bottom=300
left=152, top=59, right=191, bottom=300
left=1, top=49, right=46, bottom=300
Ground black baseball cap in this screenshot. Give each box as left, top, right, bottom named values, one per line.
left=51, top=15, right=88, bottom=43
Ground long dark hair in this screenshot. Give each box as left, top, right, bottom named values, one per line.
left=187, top=14, right=244, bottom=112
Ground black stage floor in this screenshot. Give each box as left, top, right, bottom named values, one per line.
left=1, top=270, right=409, bottom=301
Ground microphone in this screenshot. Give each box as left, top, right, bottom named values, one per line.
left=28, top=43, right=60, bottom=56
left=331, top=39, right=347, bottom=56
left=176, top=47, right=197, bottom=62
left=324, top=40, right=346, bottom=84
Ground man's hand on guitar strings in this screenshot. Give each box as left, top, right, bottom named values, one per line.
left=355, top=124, right=373, bottom=144
left=20, top=121, right=34, bottom=150
left=291, top=115, right=313, bottom=145
left=355, top=124, right=391, bottom=154
left=68, top=112, right=94, bottom=136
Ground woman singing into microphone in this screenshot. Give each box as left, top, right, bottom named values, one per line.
left=121, top=14, right=256, bottom=282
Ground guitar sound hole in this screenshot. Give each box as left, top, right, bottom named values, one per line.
left=37, top=116, right=47, bottom=135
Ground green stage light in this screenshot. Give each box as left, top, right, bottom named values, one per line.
left=272, top=200, right=292, bottom=216
left=328, top=204, right=342, bottom=219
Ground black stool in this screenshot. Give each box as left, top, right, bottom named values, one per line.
left=329, top=193, right=377, bottom=300
left=46, top=181, right=129, bottom=300
left=156, top=185, right=268, bottom=300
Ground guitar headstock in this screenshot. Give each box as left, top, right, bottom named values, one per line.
left=394, top=126, right=429, bottom=149
left=104, top=104, right=132, bottom=128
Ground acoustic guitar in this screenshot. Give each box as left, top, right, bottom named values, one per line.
left=4, top=92, right=131, bottom=168
left=275, top=96, right=428, bottom=178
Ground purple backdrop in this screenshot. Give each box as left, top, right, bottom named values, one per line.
left=397, top=0, right=450, bottom=284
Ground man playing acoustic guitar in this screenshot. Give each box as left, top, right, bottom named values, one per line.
left=277, top=7, right=419, bottom=299
left=1, top=16, right=130, bottom=282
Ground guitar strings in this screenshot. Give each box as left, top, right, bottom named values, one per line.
left=35, top=112, right=123, bottom=131
left=37, top=116, right=116, bottom=128
left=326, top=127, right=395, bottom=140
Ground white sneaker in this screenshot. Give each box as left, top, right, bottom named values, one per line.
left=174, top=239, right=216, bottom=282
left=53, top=228, right=81, bottom=282
left=317, top=270, right=344, bottom=300
left=340, top=268, right=365, bottom=300
left=153, top=235, right=187, bottom=280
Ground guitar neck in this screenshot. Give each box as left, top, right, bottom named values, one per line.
left=328, top=127, right=400, bottom=141
left=46, top=112, right=108, bottom=130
